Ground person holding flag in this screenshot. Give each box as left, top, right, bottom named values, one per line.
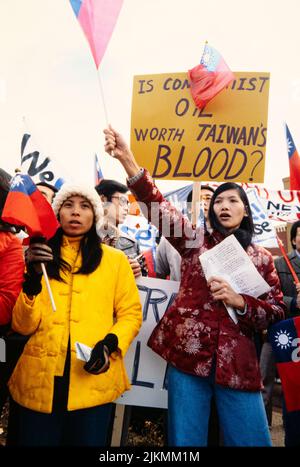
left=95, top=179, right=147, bottom=277
left=6, top=183, right=142, bottom=446
left=104, top=126, right=286, bottom=447
left=0, top=169, right=25, bottom=415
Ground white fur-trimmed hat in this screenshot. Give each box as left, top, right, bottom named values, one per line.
left=52, top=183, right=104, bottom=235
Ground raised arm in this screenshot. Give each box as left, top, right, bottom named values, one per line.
left=104, top=126, right=140, bottom=178
left=104, top=126, right=200, bottom=255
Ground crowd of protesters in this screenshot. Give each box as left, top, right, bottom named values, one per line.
left=0, top=126, right=299, bottom=446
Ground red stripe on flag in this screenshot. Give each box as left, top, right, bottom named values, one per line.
left=2, top=190, right=59, bottom=240
left=277, top=360, right=300, bottom=412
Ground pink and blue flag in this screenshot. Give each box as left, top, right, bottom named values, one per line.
left=285, top=124, right=300, bottom=191
left=69, top=0, right=124, bottom=68
left=1, top=174, right=59, bottom=240
left=269, top=316, right=300, bottom=412
left=188, top=43, right=235, bottom=109
left=95, top=153, right=104, bottom=185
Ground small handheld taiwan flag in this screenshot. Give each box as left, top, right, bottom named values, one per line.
left=188, top=43, right=235, bottom=109
left=1, top=173, right=59, bottom=240
left=95, top=154, right=104, bottom=186
left=269, top=316, right=300, bottom=412
left=285, top=124, right=300, bottom=191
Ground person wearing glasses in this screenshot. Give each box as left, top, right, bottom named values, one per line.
left=95, top=179, right=147, bottom=277
left=7, top=183, right=142, bottom=446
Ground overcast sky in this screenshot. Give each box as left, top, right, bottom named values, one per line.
left=0, top=0, right=299, bottom=192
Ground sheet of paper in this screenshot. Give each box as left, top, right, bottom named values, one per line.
left=199, top=234, right=271, bottom=297
left=75, top=341, right=92, bottom=362
left=199, top=235, right=271, bottom=323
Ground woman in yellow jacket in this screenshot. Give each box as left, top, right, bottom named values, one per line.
left=8, top=184, right=142, bottom=446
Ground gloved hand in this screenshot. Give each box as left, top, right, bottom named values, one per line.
left=84, top=333, right=118, bottom=375
left=23, top=236, right=53, bottom=296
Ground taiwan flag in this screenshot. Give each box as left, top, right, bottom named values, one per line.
left=1, top=173, right=59, bottom=240
left=269, top=316, right=300, bottom=412
left=95, top=154, right=104, bottom=186
left=188, top=43, right=235, bottom=110
left=69, top=0, right=124, bottom=68
left=285, top=124, right=300, bottom=190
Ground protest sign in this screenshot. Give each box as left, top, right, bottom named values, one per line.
left=246, top=189, right=278, bottom=248
left=119, top=214, right=158, bottom=252
left=131, top=72, right=270, bottom=183
left=117, top=276, right=179, bottom=408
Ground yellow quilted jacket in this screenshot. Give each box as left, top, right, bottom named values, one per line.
left=8, top=238, right=142, bottom=413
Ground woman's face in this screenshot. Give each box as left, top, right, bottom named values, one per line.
left=213, top=189, right=247, bottom=232
left=59, top=195, right=94, bottom=236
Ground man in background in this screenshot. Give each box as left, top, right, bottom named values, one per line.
left=95, top=179, right=146, bottom=277
left=274, top=220, right=300, bottom=446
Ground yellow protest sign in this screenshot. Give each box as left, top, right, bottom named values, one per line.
left=130, top=72, right=270, bottom=183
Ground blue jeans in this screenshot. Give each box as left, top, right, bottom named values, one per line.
left=167, top=365, right=271, bottom=447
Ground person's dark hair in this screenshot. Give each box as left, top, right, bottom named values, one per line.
left=36, top=182, right=58, bottom=193
left=208, top=182, right=254, bottom=250
left=46, top=225, right=102, bottom=281
left=95, top=179, right=128, bottom=201
left=186, top=184, right=215, bottom=203
left=290, top=220, right=300, bottom=249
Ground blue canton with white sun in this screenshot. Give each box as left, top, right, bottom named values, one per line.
left=269, top=318, right=299, bottom=363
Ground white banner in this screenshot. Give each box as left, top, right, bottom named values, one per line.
left=116, top=276, right=179, bottom=408
left=20, top=133, right=66, bottom=190
left=258, top=190, right=300, bottom=223
left=119, top=214, right=158, bottom=252
left=246, top=189, right=279, bottom=248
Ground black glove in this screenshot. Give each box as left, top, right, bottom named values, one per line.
left=84, top=333, right=118, bottom=375
left=23, top=236, right=50, bottom=296
left=22, top=268, right=43, bottom=296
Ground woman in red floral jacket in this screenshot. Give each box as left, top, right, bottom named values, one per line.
left=104, top=127, right=285, bottom=447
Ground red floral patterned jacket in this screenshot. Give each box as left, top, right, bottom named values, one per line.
left=129, top=170, right=286, bottom=391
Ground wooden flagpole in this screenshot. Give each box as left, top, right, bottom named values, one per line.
left=191, top=182, right=201, bottom=227
left=41, top=263, right=56, bottom=312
